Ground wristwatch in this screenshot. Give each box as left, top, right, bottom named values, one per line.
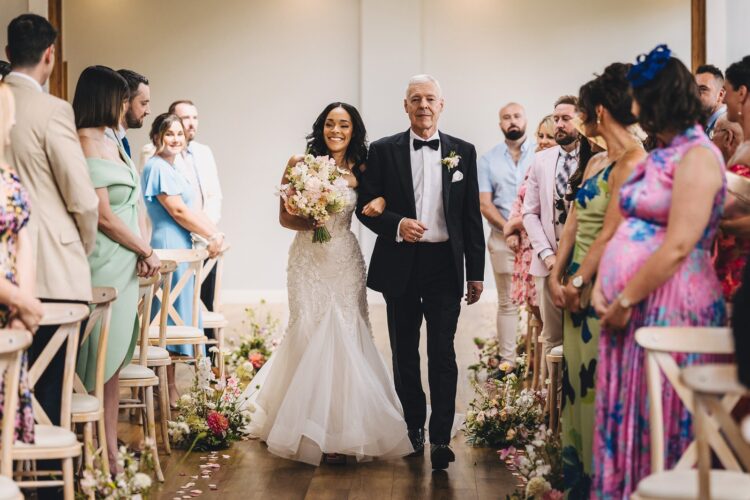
left=571, top=275, right=584, bottom=289
left=617, top=293, right=632, bottom=309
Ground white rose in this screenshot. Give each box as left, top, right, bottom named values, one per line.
left=132, top=472, right=152, bottom=491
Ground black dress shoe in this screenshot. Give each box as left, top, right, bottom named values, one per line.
left=430, top=444, right=455, bottom=470
left=407, top=428, right=425, bottom=456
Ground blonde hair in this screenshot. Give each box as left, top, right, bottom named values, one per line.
left=537, top=114, right=554, bottom=137
left=0, top=83, right=15, bottom=164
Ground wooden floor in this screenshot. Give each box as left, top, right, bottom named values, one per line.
left=120, top=301, right=518, bottom=500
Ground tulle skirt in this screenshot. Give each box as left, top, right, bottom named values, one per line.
left=241, top=305, right=413, bottom=465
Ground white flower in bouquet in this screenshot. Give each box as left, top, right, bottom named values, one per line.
left=132, top=472, right=152, bottom=490
left=525, top=476, right=551, bottom=498
left=279, top=154, right=350, bottom=243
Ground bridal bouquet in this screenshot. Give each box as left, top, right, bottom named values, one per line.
left=279, top=154, right=350, bottom=243
left=225, top=301, right=281, bottom=385
left=79, top=440, right=155, bottom=499
left=168, top=358, right=252, bottom=451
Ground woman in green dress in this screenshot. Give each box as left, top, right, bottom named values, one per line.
left=72, top=66, right=161, bottom=469
left=549, top=63, right=646, bottom=499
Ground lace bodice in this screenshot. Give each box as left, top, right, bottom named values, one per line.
left=286, top=188, right=371, bottom=334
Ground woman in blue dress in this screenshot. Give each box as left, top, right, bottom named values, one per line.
left=141, top=113, right=224, bottom=404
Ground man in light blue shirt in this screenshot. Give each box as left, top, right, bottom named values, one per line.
left=695, top=64, right=726, bottom=137
left=478, top=102, right=535, bottom=365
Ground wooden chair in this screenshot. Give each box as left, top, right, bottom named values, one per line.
left=118, top=266, right=173, bottom=481
left=546, top=344, right=563, bottom=435
left=632, top=327, right=748, bottom=499
left=13, top=303, right=88, bottom=500
left=71, top=287, right=116, bottom=476
left=523, top=306, right=542, bottom=387
left=684, top=364, right=750, bottom=499
left=200, top=244, right=230, bottom=378
left=150, top=249, right=209, bottom=365
left=0, top=329, right=32, bottom=500
left=130, top=261, right=177, bottom=454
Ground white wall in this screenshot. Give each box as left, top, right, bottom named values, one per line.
left=59, top=0, right=695, bottom=300
left=0, top=0, right=43, bottom=60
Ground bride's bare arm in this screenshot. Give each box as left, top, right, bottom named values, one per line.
left=279, top=155, right=314, bottom=231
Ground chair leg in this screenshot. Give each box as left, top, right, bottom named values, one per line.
left=97, top=415, right=110, bottom=476
left=548, top=358, right=561, bottom=435
left=217, top=327, right=225, bottom=380
left=83, top=422, right=94, bottom=471
left=524, top=311, right=533, bottom=381
left=145, top=386, right=164, bottom=482
left=129, top=387, right=139, bottom=421
left=63, top=457, right=74, bottom=500
left=157, top=366, right=171, bottom=454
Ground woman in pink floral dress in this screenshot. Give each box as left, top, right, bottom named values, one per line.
left=591, top=46, right=728, bottom=499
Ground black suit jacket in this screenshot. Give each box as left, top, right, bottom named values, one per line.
left=356, top=130, right=485, bottom=297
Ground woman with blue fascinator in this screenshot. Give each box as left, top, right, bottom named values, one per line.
left=589, top=45, right=728, bottom=498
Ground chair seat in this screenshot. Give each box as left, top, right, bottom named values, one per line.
left=16, top=424, right=78, bottom=448
left=148, top=325, right=204, bottom=339
left=636, top=469, right=750, bottom=499
left=203, top=310, right=228, bottom=327
left=71, top=393, right=100, bottom=414
left=550, top=345, right=563, bottom=357
left=133, top=345, right=171, bottom=360
left=0, top=476, right=21, bottom=500
left=120, top=363, right=156, bottom=380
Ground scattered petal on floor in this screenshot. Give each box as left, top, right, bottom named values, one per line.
left=209, top=484, right=218, bottom=490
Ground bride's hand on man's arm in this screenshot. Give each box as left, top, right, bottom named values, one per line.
left=361, top=197, right=386, bottom=217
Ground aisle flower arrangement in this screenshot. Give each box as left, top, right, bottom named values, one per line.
left=501, top=425, right=564, bottom=500
left=468, top=336, right=527, bottom=382
left=168, top=358, right=252, bottom=451
left=224, top=301, right=281, bottom=384
left=78, top=440, right=155, bottom=499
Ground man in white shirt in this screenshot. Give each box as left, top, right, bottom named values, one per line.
left=168, top=99, right=224, bottom=340
left=478, top=103, right=535, bottom=367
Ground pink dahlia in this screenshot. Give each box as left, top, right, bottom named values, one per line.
left=249, top=352, right=266, bottom=369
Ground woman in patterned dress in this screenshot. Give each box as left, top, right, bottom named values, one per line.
left=591, top=46, right=728, bottom=499
left=716, top=56, right=750, bottom=301
left=0, top=83, right=44, bottom=444
left=548, top=63, right=645, bottom=499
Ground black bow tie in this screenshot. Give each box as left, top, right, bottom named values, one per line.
left=413, top=138, right=440, bottom=151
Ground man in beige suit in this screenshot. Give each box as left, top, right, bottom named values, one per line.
left=5, top=14, right=98, bottom=438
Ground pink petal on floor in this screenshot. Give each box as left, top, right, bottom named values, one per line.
left=209, top=484, right=218, bottom=490
left=190, top=490, right=203, bottom=496
left=222, top=455, right=230, bottom=459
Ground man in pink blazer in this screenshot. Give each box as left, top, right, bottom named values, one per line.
left=522, top=96, right=580, bottom=374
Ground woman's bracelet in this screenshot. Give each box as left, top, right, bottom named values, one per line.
left=140, top=248, right=154, bottom=260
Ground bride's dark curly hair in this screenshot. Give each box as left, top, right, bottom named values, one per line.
left=306, top=102, right=368, bottom=173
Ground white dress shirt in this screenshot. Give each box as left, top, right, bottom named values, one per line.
left=397, top=129, right=449, bottom=243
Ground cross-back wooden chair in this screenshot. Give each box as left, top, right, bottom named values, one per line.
left=684, top=363, right=750, bottom=499
left=118, top=264, right=176, bottom=482
left=0, top=328, right=32, bottom=500
left=13, top=303, right=88, bottom=500
left=71, top=287, right=116, bottom=476
left=150, top=249, right=209, bottom=365
left=130, top=262, right=177, bottom=454
left=200, top=243, right=230, bottom=378
left=632, top=327, right=747, bottom=499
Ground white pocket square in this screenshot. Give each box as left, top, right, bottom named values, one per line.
left=451, top=170, right=464, bottom=183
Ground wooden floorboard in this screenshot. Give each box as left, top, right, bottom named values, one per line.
left=118, top=302, right=517, bottom=499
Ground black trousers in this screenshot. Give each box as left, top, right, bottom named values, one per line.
left=28, top=299, right=86, bottom=499
left=384, top=242, right=460, bottom=445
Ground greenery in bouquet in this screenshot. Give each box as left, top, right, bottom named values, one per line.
left=225, top=301, right=281, bottom=385
left=464, top=367, right=545, bottom=448
left=168, top=358, right=252, bottom=451
left=78, top=440, right=155, bottom=499
left=502, top=425, right=564, bottom=500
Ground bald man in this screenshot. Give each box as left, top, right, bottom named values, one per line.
left=712, top=114, right=744, bottom=163
left=478, top=103, right=536, bottom=366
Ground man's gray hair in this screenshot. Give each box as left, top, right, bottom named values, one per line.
left=406, top=74, right=443, bottom=98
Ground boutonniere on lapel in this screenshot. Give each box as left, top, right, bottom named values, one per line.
left=441, top=151, right=461, bottom=170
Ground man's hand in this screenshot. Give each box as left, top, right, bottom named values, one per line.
left=465, top=281, right=483, bottom=305
left=543, top=254, right=557, bottom=271
left=399, top=219, right=428, bottom=243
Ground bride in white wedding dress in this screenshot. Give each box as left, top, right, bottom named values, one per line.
left=241, top=103, right=413, bottom=465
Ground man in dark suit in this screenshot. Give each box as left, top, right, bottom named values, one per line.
left=357, top=74, right=485, bottom=470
